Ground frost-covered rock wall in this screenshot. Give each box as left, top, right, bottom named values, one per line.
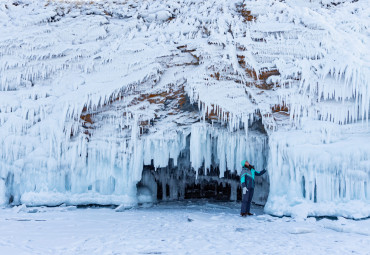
left=0, top=0, right=369, bottom=218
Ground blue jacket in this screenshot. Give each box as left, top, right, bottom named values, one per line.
left=240, top=167, right=266, bottom=189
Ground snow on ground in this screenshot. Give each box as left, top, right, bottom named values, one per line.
left=1, top=201, right=369, bottom=255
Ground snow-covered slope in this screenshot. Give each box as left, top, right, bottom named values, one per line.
left=0, top=0, right=369, bottom=218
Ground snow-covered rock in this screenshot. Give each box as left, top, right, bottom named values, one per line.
left=0, top=0, right=369, bottom=218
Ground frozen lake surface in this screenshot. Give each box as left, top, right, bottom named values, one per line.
left=0, top=201, right=369, bottom=255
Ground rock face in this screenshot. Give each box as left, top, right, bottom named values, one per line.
left=0, top=0, right=369, bottom=218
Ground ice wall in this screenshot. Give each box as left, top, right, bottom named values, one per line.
left=0, top=122, right=267, bottom=206
left=0, top=129, right=188, bottom=207
left=266, top=124, right=370, bottom=219
left=243, top=0, right=370, bottom=218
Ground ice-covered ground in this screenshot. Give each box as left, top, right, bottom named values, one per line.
left=1, top=202, right=370, bottom=255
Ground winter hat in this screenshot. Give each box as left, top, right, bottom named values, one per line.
left=241, top=160, right=247, bottom=167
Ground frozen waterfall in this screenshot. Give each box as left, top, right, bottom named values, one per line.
left=0, top=122, right=269, bottom=207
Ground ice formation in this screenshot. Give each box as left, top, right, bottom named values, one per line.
left=0, top=0, right=369, bottom=218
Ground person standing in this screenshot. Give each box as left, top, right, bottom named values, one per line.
left=240, top=160, right=267, bottom=217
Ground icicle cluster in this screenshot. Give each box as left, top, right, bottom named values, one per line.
left=190, top=123, right=267, bottom=178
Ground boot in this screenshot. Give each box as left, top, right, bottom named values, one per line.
left=247, top=212, right=254, bottom=216
left=240, top=213, right=248, bottom=217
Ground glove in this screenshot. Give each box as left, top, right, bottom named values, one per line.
left=243, top=187, right=248, bottom=194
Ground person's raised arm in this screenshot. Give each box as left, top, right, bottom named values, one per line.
left=254, top=169, right=267, bottom=176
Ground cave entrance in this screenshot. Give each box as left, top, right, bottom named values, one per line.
left=138, top=161, right=269, bottom=205
left=137, top=126, right=270, bottom=205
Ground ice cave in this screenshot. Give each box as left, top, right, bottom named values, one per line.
left=0, top=0, right=369, bottom=219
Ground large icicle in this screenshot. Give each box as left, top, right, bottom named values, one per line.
left=190, top=123, right=267, bottom=178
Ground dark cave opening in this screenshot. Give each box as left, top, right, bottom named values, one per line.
left=137, top=132, right=269, bottom=205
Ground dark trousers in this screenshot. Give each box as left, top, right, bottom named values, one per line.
left=241, top=188, right=254, bottom=214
